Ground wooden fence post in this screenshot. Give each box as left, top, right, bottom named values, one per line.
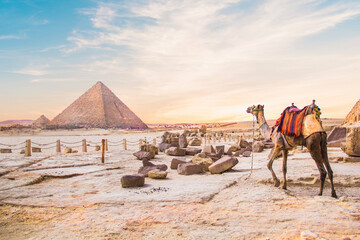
left=204, top=135, right=207, bottom=146
left=139, top=139, right=143, bottom=150
left=101, top=139, right=105, bottom=163
left=153, top=138, right=156, bottom=145
left=105, top=139, right=108, bottom=151
left=123, top=139, right=127, bottom=150
left=56, top=140, right=61, bottom=154
left=82, top=139, right=87, bottom=152
left=25, top=139, right=31, bottom=157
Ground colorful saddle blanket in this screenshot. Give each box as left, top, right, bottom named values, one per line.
left=274, top=105, right=311, bottom=137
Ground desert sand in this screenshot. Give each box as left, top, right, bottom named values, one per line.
left=0, top=130, right=359, bottom=240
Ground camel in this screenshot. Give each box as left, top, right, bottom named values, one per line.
left=247, top=101, right=337, bottom=198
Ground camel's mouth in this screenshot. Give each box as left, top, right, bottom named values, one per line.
left=246, top=107, right=252, bottom=114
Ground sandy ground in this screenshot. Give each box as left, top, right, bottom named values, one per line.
left=0, top=133, right=359, bottom=240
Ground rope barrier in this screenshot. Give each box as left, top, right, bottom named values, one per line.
left=107, top=140, right=123, bottom=144
left=61, top=140, right=83, bottom=145
left=0, top=141, right=26, bottom=147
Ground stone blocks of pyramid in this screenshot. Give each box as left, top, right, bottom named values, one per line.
left=50, top=82, right=148, bottom=129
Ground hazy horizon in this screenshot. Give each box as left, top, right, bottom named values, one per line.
left=1, top=0, right=360, bottom=124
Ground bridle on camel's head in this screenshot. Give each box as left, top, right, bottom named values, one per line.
left=248, top=105, right=264, bottom=124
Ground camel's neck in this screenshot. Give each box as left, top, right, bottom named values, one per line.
left=256, top=110, right=271, bottom=140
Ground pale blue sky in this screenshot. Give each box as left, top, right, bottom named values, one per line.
left=1, top=0, right=360, bottom=123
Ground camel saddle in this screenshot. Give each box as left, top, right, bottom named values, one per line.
left=274, top=104, right=324, bottom=138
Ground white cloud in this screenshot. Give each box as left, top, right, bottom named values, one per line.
left=65, top=0, right=360, bottom=123
left=0, top=35, right=24, bottom=40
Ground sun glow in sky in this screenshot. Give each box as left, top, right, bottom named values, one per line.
left=0, top=0, right=360, bottom=124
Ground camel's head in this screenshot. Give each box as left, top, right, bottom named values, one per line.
left=246, top=104, right=264, bottom=117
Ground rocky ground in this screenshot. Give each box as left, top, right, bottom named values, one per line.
left=0, top=139, right=359, bottom=240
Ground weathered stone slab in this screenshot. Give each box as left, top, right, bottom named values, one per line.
left=209, top=156, right=239, bottom=174
left=170, top=158, right=187, bottom=169
left=148, top=169, right=167, bottom=179
left=179, top=134, right=188, bottom=148
left=140, top=144, right=159, bottom=155
left=202, top=145, right=216, bottom=154
left=343, top=125, right=360, bottom=156
left=121, top=174, right=145, bottom=188
left=133, top=151, right=154, bottom=160
left=32, top=147, right=42, bottom=153
left=192, top=154, right=214, bottom=171
left=138, top=164, right=168, bottom=177
left=0, top=149, right=12, bottom=153
left=64, top=147, right=72, bottom=154
left=188, top=138, right=202, bottom=146
left=252, top=141, right=264, bottom=153
left=159, top=142, right=172, bottom=152
left=165, top=147, right=186, bottom=156
left=185, top=148, right=202, bottom=156
left=242, top=151, right=251, bottom=157
left=177, top=163, right=203, bottom=175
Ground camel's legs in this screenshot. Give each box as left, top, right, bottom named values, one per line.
left=268, top=145, right=281, bottom=187
left=320, top=133, right=338, bottom=198
left=281, top=150, right=288, bottom=190
left=306, top=134, right=327, bottom=196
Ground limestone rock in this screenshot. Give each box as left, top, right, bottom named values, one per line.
left=177, top=163, right=204, bottom=175
left=242, top=151, right=251, bottom=157
left=138, top=165, right=168, bottom=177
left=32, top=147, right=42, bottom=153
left=72, top=150, right=78, bottom=153
left=165, top=147, right=186, bottom=156
left=159, top=142, right=172, bottom=152
left=300, top=230, right=318, bottom=240
left=192, top=154, right=214, bottom=171
left=239, top=138, right=250, bottom=148
left=230, top=144, right=240, bottom=151
left=20, top=149, right=25, bottom=154
left=0, top=149, right=12, bottom=153
left=343, top=125, right=360, bottom=156
left=148, top=169, right=167, bottom=179
left=133, top=151, right=155, bottom=160
left=121, top=174, right=145, bottom=188
left=140, top=144, right=158, bottom=155
left=252, top=141, right=264, bottom=153
left=188, top=138, right=202, bottom=146
left=202, top=145, right=216, bottom=154
left=179, top=134, right=188, bottom=148
left=209, top=156, right=239, bottom=174
left=215, top=145, right=225, bottom=157
left=185, top=148, right=202, bottom=156
left=170, top=158, right=187, bottom=169
left=64, top=147, right=72, bottom=154
left=94, top=145, right=101, bottom=151
left=170, top=137, right=179, bottom=147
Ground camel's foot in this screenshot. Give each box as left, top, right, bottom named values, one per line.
left=332, top=191, right=338, bottom=199
left=274, top=179, right=280, bottom=187
left=281, top=185, right=287, bottom=190
left=318, top=192, right=323, bottom=196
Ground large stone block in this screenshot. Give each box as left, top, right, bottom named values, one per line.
left=165, top=147, right=186, bottom=156
left=179, top=134, right=188, bottom=148
left=192, top=154, right=214, bottom=171
left=138, top=164, right=168, bottom=177
left=0, top=149, right=12, bottom=153
left=209, top=156, right=239, bottom=174
left=32, top=147, right=42, bottom=153
left=159, top=142, right=172, bottom=152
left=170, top=158, right=187, bottom=169
left=188, top=138, right=202, bottom=146
left=133, top=151, right=155, bottom=160
left=148, top=169, right=167, bottom=179
left=252, top=141, right=264, bottom=153
left=185, top=148, right=202, bottom=156
left=202, top=145, right=216, bottom=154
left=177, top=163, right=204, bottom=175
left=121, top=174, right=145, bottom=188
left=140, top=144, right=158, bottom=155
left=344, top=125, right=360, bottom=156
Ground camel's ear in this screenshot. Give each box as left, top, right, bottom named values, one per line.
left=262, top=105, right=264, bottom=108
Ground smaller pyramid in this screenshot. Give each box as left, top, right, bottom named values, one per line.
left=344, top=99, right=360, bottom=125
left=33, top=115, right=50, bottom=127
left=50, top=81, right=148, bottom=129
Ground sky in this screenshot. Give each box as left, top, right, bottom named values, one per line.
left=0, top=0, right=360, bottom=124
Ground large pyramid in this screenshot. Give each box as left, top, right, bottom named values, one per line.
left=50, top=82, right=148, bottom=129
left=344, top=98, right=360, bottom=125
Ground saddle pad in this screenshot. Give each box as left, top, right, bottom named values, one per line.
left=276, top=106, right=309, bottom=137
